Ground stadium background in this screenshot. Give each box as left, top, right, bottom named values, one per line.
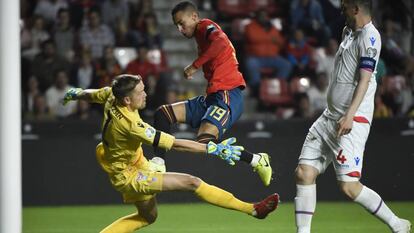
left=20, top=0, right=414, bottom=232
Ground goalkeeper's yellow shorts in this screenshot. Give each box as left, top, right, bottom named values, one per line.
left=96, top=143, right=163, bottom=203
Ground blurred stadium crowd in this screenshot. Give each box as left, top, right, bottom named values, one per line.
left=20, top=0, right=414, bottom=121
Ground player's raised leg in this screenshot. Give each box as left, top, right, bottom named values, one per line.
left=100, top=197, right=158, bottom=233
left=162, top=172, right=279, bottom=219
left=198, top=121, right=273, bottom=186
left=338, top=181, right=412, bottom=233
left=200, top=102, right=274, bottom=186
left=295, top=164, right=318, bottom=233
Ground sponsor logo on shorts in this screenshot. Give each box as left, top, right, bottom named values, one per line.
left=354, top=157, right=361, bottom=166
left=136, top=172, right=147, bottom=182
left=338, top=164, right=350, bottom=168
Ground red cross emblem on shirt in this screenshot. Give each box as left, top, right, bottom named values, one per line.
left=336, top=149, right=347, bottom=164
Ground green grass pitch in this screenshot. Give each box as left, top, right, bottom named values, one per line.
left=23, top=202, right=414, bottom=233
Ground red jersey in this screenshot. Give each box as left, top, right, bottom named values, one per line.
left=192, top=19, right=246, bottom=94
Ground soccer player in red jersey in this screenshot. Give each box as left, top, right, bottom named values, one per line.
left=151, top=1, right=273, bottom=186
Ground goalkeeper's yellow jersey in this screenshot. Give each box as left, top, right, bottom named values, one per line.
left=91, top=87, right=175, bottom=190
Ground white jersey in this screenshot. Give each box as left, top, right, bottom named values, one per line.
left=324, top=22, right=381, bottom=122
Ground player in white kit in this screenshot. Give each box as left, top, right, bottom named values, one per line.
left=294, top=0, right=412, bottom=232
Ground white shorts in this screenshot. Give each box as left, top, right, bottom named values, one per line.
left=298, top=115, right=371, bottom=182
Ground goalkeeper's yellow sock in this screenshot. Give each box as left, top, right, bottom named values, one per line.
left=100, top=213, right=150, bottom=233
left=195, top=181, right=254, bottom=215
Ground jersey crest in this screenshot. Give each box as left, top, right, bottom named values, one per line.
left=205, top=24, right=217, bottom=39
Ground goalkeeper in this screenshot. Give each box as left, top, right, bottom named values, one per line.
left=63, top=74, right=279, bottom=233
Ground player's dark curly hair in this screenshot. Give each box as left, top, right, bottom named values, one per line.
left=112, top=74, right=142, bottom=100
left=171, top=1, right=197, bottom=17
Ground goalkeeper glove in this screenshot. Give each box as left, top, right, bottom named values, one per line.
left=207, top=137, right=244, bottom=165
left=62, top=88, right=83, bottom=105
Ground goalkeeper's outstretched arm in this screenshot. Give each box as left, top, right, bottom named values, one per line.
left=63, top=87, right=113, bottom=105
left=73, top=89, right=97, bottom=102
left=171, top=137, right=243, bottom=165
left=172, top=139, right=206, bottom=153
left=65, top=88, right=97, bottom=102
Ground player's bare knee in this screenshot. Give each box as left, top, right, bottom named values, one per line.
left=338, top=181, right=362, bottom=200
left=295, top=165, right=317, bottom=185
left=198, top=122, right=219, bottom=138
left=295, top=166, right=307, bottom=183
left=196, top=133, right=218, bottom=144
left=339, top=183, right=355, bottom=200
left=185, top=175, right=202, bottom=191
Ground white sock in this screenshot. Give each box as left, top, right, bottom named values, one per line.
left=295, top=184, right=316, bottom=233
left=250, top=154, right=261, bottom=167
left=354, top=186, right=400, bottom=231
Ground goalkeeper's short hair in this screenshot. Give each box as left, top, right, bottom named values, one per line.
left=112, top=74, right=142, bottom=100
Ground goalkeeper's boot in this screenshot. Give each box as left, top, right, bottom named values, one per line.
left=149, top=157, right=166, bottom=173
left=253, top=153, right=273, bottom=186
left=393, top=219, right=411, bottom=233
left=253, top=193, right=280, bottom=219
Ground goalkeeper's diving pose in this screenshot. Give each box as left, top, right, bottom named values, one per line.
left=63, top=74, right=279, bottom=233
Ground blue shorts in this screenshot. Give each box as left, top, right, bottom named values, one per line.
left=185, top=87, right=244, bottom=139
